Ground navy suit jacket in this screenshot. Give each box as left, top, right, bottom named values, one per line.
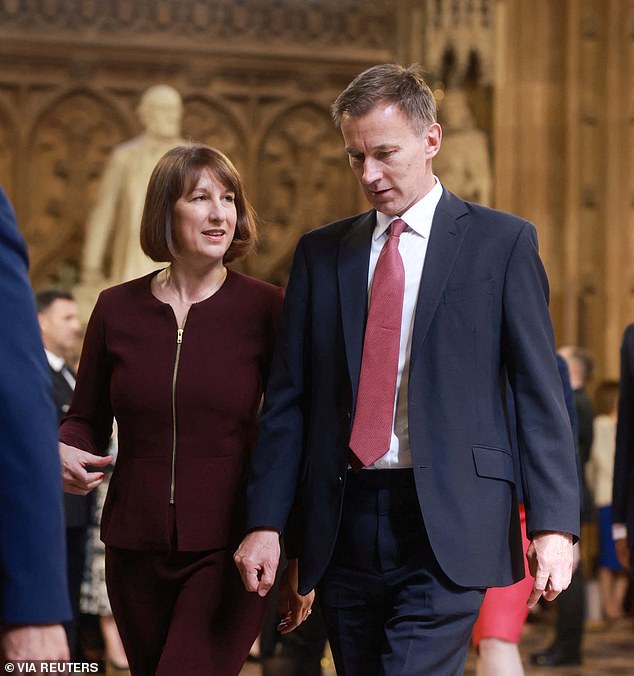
left=48, top=366, right=93, bottom=529
left=0, top=188, right=71, bottom=624
left=248, top=189, right=580, bottom=594
left=613, top=324, right=634, bottom=552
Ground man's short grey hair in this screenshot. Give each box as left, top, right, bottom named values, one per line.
left=331, top=63, right=437, bottom=135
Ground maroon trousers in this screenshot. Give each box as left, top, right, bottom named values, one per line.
left=106, top=544, right=266, bottom=676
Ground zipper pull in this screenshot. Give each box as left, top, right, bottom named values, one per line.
left=177, top=328, right=184, bottom=344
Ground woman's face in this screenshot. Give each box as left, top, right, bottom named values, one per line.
left=172, top=169, right=237, bottom=265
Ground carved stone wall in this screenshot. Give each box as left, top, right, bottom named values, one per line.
left=423, top=0, right=496, bottom=86
left=0, top=0, right=500, bottom=289
left=0, top=0, right=395, bottom=53
left=0, top=0, right=400, bottom=287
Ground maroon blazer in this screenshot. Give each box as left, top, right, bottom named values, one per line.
left=60, top=270, right=283, bottom=552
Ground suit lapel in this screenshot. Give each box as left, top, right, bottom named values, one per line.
left=410, top=190, right=470, bottom=367
left=337, top=210, right=375, bottom=411
left=50, top=366, right=73, bottom=395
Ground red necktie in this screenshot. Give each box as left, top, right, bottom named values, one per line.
left=349, top=218, right=407, bottom=469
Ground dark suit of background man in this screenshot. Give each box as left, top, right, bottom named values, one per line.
left=0, top=188, right=71, bottom=662
left=235, top=64, right=580, bottom=675
left=612, top=325, right=634, bottom=577
left=531, top=346, right=594, bottom=667
left=36, top=289, right=86, bottom=660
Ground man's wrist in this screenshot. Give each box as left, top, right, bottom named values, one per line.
left=248, top=526, right=281, bottom=536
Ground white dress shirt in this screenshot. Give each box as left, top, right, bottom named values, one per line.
left=45, top=348, right=76, bottom=389
left=365, top=179, right=443, bottom=469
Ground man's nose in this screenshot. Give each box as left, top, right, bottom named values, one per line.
left=360, top=159, right=381, bottom=185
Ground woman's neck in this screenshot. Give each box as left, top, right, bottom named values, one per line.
left=157, top=261, right=227, bottom=305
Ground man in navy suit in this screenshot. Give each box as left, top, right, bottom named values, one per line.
left=0, top=188, right=71, bottom=661
left=612, top=325, right=634, bottom=576
left=235, top=64, right=580, bottom=674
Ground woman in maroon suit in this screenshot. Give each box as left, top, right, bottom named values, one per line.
left=59, top=144, right=283, bottom=675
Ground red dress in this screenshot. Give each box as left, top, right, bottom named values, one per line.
left=472, top=504, right=534, bottom=648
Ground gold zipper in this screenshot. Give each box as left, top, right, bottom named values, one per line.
left=169, top=315, right=188, bottom=504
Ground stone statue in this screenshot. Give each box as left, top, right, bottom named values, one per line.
left=434, top=88, right=492, bottom=206
left=76, top=85, right=185, bottom=318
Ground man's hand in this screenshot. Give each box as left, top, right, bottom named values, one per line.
left=526, top=531, right=574, bottom=607
left=233, top=529, right=280, bottom=597
left=59, top=442, right=112, bottom=495
left=1, top=624, right=69, bottom=661
left=277, top=558, right=315, bottom=635
left=615, top=537, right=630, bottom=571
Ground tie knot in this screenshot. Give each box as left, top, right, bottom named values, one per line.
left=389, top=219, right=407, bottom=238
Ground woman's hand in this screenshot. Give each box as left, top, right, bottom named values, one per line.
left=59, top=442, right=113, bottom=495
left=277, top=558, right=315, bottom=635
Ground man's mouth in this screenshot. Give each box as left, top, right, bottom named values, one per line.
left=369, top=187, right=391, bottom=197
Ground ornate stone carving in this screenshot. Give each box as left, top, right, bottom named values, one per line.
left=0, top=0, right=395, bottom=51
left=182, top=97, right=246, bottom=176
left=248, top=103, right=357, bottom=284
left=434, top=88, right=492, bottom=205
left=76, top=85, right=185, bottom=322
left=423, top=0, right=495, bottom=85
left=23, top=90, right=130, bottom=286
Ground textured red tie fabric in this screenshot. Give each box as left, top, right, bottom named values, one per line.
left=349, top=218, right=407, bottom=469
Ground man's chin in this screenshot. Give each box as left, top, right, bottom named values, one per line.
left=369, top=200, right=399, bottom=216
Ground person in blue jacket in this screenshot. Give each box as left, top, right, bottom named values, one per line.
left=0, top=187, right=72, bottom=661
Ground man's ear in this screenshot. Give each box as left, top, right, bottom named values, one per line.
left=425, top=123, right=442, bottom=159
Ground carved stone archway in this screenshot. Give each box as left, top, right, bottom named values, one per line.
left=249, top=102, right=357, bottom=284
left=24, top=89, right=130, bottom=285
left=181, top=95, right=247, bottom=176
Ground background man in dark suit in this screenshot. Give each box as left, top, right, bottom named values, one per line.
left=531, top=347, right=592, bottom=667
left=0, top=188, right=71, bottom=662
left=235, top=64, right=580, bottom=675
left=612, top=325, right=634, bottom=576
left=36, top=289, right=86, bottom=660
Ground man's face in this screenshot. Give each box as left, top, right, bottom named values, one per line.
left=39, top=299, right=81, bottom=358
left=340, top=102, right=441, bottom=216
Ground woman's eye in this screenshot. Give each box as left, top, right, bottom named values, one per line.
left=223, top=194, right=235, bottom=203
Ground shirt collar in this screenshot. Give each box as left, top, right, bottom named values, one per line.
left=374, top=177, right=443, bottom=240
left=45, top=348, right=65, bottom=372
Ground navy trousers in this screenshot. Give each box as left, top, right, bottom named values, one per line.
left=318, top=469, right=485, bottom=676
left=63, top=525, right=87, bottom=661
